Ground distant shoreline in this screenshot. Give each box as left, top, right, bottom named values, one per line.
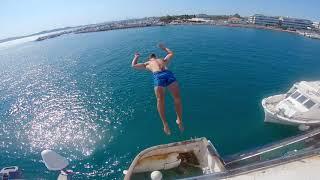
left=2, top=13, right=320, bottom=45
left=1, top=22, right=319, bottom=48
left=34, top=23, right=320, bottom=42
left=166, top=23, right=320, bottom=38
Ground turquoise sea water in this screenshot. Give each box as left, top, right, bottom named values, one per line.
left=1, top=25, right=320, bottom=179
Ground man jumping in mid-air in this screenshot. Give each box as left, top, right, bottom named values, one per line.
left=131, top=43, right=184, bottom=135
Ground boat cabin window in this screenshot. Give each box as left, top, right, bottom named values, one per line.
left=297, top=95, right=307, bottom=103
left=304, top=99, right=316, bottom=109
left=291, top=91, right=301, bottom=99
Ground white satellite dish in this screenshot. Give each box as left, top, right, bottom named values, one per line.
left=41, top=150, right=69, bottom=171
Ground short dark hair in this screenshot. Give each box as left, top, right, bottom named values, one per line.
left=149, top=53, right=156, bottom=59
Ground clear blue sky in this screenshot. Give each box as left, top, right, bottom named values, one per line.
left=1, top=0, right=319, bottom=39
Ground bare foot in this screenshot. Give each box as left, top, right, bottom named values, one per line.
left=163, top=124, right=171, bottom=135
left=176, top=119, right=184, bottom=132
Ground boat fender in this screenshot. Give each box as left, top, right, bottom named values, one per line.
left=151, top=171, right=162, bottom=180
left=298, top=124, right=310, bottom=131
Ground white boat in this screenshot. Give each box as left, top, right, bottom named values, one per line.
left=124, top=128, right=320, bottom=180
left=124, top=138, right=225, bottom=180
left=262, top=81, right=320, bottom=130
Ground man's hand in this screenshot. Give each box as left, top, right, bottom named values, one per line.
left=158, top=43, right=174, bottom=63
left=158, top=43, right=166, bottom=50
left=134, top=52, right=140, bottom=58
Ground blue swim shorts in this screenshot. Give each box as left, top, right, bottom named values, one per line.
left=153, top=70, right=176, bottom=87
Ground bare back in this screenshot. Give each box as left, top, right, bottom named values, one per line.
left=145, top=58, right=168, bottom=73
left=131, top=44, right=174, bottom=72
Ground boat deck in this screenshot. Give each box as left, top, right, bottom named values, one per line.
left=264, top=103, right=277, bottom=113
left=224, top=155, right=320, bottom=180
left=263, top=94, right=286, bottom=114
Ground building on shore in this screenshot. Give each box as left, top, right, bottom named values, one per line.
left=248, top=14, right=280, bottom=26
left=249, top=14, right=313, bottom=30
left=188, top=18, right=210, bottom=23
left=280, top=17, right=313, bottom=30
left=228, top=17, right=242, bottom=24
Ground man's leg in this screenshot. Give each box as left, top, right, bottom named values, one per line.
left=154, top=86, right=171, bottom=135
left=168, top=82, right=184, bottom=132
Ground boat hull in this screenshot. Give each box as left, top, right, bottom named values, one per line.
left=263, top=109, right=298, bottom=126
left=262, top=96, right=298, bottom=126
left=262, top=98, right=320, bottom=127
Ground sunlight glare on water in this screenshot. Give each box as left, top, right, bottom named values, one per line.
left=0, top=56, right=122, bottom=160
left=4, top=65, right=98, bottom=158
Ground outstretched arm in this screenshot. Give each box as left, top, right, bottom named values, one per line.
left=131, top=53, right=146, bottom=70
left=159, top=43, right=174, bottom=63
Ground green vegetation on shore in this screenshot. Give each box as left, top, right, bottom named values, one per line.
left=160, top=15, right=196, bottom=23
